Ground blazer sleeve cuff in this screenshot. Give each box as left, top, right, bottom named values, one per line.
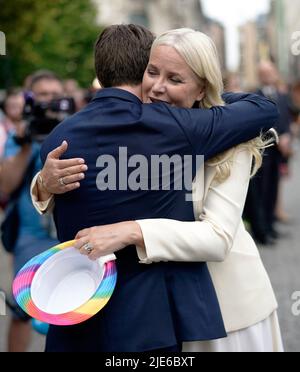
left=135, top=219, right=168, bottom=264
left=31, top=172, right=55, bottom=215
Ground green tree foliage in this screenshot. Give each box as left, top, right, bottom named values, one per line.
left=0, top=0, right=101, bottom=88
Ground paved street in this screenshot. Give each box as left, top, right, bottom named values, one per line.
left=0, top=148, right=300, bottom=352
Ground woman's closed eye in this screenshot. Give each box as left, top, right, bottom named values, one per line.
left=147, top=69, right=158, bottom=76
left=169, top=77, right=184, bottom=84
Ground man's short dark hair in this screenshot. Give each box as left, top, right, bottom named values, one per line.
left=29, top=70, right=62, bottom=90
left=95, top=24, right=155, bottom=88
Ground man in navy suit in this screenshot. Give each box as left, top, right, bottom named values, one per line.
left=39, top=25, right=278, bottom=352
left=244, top=61, right=292, bottom=244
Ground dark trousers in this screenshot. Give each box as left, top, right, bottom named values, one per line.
left=244, top=146, right=281, bottom=240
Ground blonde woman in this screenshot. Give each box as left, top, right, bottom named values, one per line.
left=31, top=29, right=283, bottom=352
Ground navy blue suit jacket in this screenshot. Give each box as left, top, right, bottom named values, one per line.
left=42, top=88, right=278, bottom=352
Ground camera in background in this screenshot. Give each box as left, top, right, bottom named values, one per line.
left=15, top=92, right=76, bottom=145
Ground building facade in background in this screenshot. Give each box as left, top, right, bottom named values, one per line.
left=239, top=21, right=259, bottom=89
left=94, top=0, right=226, bottom=70
left=275, top=0, right=300, bottom=82
left=239, top=0, right=300, bottom=88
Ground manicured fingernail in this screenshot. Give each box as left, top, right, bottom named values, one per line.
left=82, top=165, right=88, bottom=171
left=78, top=159, right=85, bottom=164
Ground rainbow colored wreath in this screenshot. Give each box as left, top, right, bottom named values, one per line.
left=13, top=241, right=117, bottom=326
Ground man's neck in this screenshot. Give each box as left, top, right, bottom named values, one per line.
left=114, top=85, right=143, bottom=101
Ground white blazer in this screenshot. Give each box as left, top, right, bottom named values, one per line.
left=135, top=148, right=278, bottom=333
left=31, top=148, right=278, bottom=333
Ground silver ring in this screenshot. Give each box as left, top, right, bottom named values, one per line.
left=83, top=243, right=93, bottom=254
left=59, top=177, right=67, bottom=187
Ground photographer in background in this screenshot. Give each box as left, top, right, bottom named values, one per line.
left=0, top=71, right=73, bottom=352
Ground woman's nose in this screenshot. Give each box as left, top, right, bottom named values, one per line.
left=152, top=79, right=166, bottom=94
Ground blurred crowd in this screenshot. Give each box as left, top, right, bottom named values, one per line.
left=0, top=62, right=300, bottom=352
left=0, top=70, right=99, bottom=352
left=225, top=62, right=300, bottom=245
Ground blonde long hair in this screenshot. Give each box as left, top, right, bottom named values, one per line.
left=152, top=28, right=274, bottom=182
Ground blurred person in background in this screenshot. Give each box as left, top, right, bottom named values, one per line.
left=224, top=72, right=242, bottom=93
left=290, top=82, right=300, bottom=138
left=244, top=61, right=293, bottom=243
left=0, top=90, right=25, bottom=209
left=273, top=78, right=294, bottom=224
left=0, top=70, right=65, bottom=352
left=274, top=82, right=299, bottom=225
left=0, top=89, right=24, bottom=158
left=23, top=75, right=33, bottom=91
left=63, top=79, right=90, bottom=112
left=63, top=79, right=79, bottom=97
left=72, top=88, right=91, bottom=112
